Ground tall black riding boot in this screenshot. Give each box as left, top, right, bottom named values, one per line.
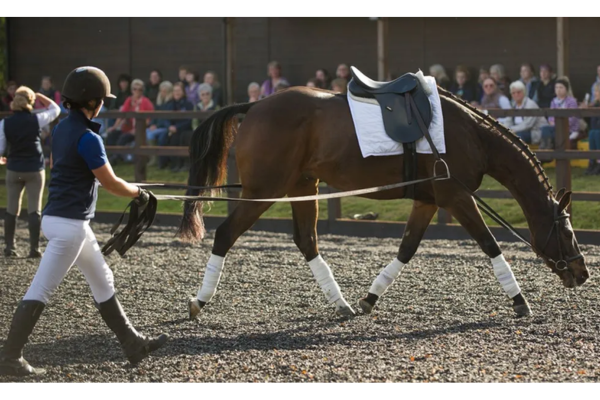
left=28, top=212, right=42, bottom=258
left=3, top=213, right=19, bottom=257
left=97, top=295, right=168, bottom=365
left=0, top=300, right=46, bottom=376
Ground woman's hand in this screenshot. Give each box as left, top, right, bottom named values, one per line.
left=35, top=92, right=53, bottom=107
left=0, top=157, right=6, bottom=165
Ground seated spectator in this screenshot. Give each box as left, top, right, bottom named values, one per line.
left=146, top=81, right=174, bottom=166
left=536, top=64, right=556, bottom=109
left=185, top=71, right=201, bottom=106
left=155, top=80, right=174, bottom=107
left=429, top=64, right=450, bottom=90
left=145, top=69, right=163, bottom=105
left=519, top=63, right=540, bottom=103
left=247, top=82, right=260, bottom=102
left=166, top=82, right=194, bottom=172
left=503, top=80, right=548, bottom=145
left=1, top=81, right=18, bottom=111
left=315, top=69, right=331, bottom=89
left=331, top=78, right=347, bottom=94
left=306, top=78, right=319, bottom=88
left=449, top=65, right=478, bottom=103
left=110, top=73, right=132, bottom=111
left=480, top=78, right=511, bottom=125
left=203, top=71, right=223, bottom=107
left=540, top=78, right=580, bottom=149
left=336, top=64, right=351, bottom=83
left=275, top=81, right=290, bottom=93
left=584, top=85, right=600, bottom=174
left=476, top=67, right=490, bottom=103
left=35, top=76, right=62, bottom=109
left=590, top=65, right=600, bottom=101
left=192, top=83, right=220, bottom=129
left=490, top=64, right=512, bottom=99
left=179, top=65, right=190, bottom=88
left=260, top=61, right=289, bottom=99
left=105, top=79, right=154, bottom=164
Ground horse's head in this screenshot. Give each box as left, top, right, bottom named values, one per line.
left=533, top=189, right=589, bottom=288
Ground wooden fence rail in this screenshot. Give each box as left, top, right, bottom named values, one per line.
left=1, top=107, right=600, bottom=234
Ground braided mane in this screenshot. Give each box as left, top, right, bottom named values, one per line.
left=436, top=87, right=553, bottom=194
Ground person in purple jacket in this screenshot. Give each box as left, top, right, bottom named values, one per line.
left=540, top=78, right=580, bottom=149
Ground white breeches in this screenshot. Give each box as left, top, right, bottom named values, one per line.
left=23, top=216, right=115, bottom=304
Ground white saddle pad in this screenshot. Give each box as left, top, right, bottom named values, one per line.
left=348, top=75, right=446, bottom=158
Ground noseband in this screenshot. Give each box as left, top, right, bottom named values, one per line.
left=537, top=203, right=584, bottom=272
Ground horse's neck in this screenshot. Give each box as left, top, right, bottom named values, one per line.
left=484, top=131, right=554, bottom=227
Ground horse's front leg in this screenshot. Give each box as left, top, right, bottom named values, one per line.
left=443, top=194, right=531, bottom=317
left=359, top=200, right=438, bottom=314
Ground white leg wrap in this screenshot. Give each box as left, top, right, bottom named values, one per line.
left=491, top=254, right=521, bottom=298
left=308, top=255, right=347, bottom=306
left=369, top=258, right=405, bottom=297
left=197, top=254, right=225, bottom=303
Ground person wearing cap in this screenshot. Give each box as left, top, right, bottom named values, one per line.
left=0, top=66, right=168, bottom=377
left=0, top=86, right=60, bottom=258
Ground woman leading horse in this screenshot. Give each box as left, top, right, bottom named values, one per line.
left=179, top=83, right=589, bottom=319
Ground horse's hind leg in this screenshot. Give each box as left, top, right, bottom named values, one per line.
left=442, top=194, right=531, bottom=317
left=188, top=197, right=274, bottom=319
left=359, top=200, right=438, bottom=314
left=290, top=179, right=355, bottom=318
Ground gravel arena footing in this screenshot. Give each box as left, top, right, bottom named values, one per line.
left=0, top=221, right=599, bottom=382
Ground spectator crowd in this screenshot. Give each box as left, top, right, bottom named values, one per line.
left=1, top=61, right=600, bottom=174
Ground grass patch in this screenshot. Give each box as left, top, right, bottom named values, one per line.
left=1, top=165, right=599, bottom=230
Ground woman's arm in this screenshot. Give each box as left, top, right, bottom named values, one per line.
left=92, top=163, right=140, bottom=198
left=35, top=92, right=61, bottom=128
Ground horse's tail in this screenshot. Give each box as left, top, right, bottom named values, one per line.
left=178, top=101, right=257, bottom=242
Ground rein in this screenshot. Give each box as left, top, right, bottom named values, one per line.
left=101, top=166, right=450, bottom=257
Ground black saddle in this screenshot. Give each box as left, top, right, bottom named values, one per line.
left=348, top=66, right=433, bottom=144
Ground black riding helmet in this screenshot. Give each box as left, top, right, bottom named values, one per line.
left=62, top=66, right=116, bottom=104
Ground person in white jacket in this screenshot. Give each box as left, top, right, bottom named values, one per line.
left=503, top=80, right=549, bottom=145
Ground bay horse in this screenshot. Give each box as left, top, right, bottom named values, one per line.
left=178, top=85, right=589, bottom=319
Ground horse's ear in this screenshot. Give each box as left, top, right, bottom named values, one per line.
left=555, top=187, right=566, bottom=201
left=558, top=190, right=572, bottom=213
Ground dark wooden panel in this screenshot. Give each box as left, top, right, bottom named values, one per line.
left=268, top=18, right=378, bottom=87
left=130, top=17, right=223, bottom=86
left=234, top=18, right=269, bottom=102
left=8, top=17, right=600, bottom=104
left=9, top=17, right=130, bottom=90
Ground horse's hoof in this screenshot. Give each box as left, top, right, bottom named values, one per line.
left=188, top=298, right=203, bottom=320
left=335, top=305, right=356, bottom=319
left=513, top=302, right=532, bottom=318
left=358, top=298, right=374, bottom=314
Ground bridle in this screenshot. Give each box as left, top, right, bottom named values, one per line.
left=536, top=203, right=584, bottom=272
left=438, top=90, right=585, bottom=274
left=451, top=176, right=583, bottom=275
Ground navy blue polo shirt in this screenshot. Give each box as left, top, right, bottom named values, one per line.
left=42, top=110, right=108, bottom=220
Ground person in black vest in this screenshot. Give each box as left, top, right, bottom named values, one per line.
left=0, top=86, right=60, bottom=258
left=0, top=66, right=168, bottom=377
